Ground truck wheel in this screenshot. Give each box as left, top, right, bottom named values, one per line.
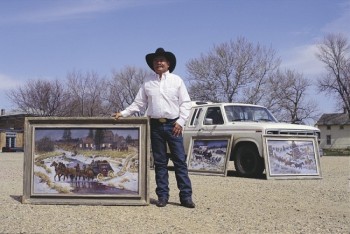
left=234, top=146, right=264, bottom=178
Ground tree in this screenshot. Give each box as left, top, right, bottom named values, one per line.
left=94, top=129, right=105, bottom=150
left=316, top=33, right=350, bottom=116
left=62, top=129, right=72, bottom=141
left=267, top=69, right=319, bottom=124
left=186, top=37, right=281, bottom=104
left=36, top=136, right=55, bottom=152
left=106, top=66, right=152, bottom=115
left=6, top=79, right=67, bottom=116
left=88, top=129, right=94, bottom=139
left=126, top=135, right=133, bottom=144
left=65, top=70, right=108, bottom=117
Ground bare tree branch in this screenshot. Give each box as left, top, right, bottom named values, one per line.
left=186, top=37, right=280, bottom=104
left=316, top=33, right=350, bottom=116
left=106, top=66, right=152, bottom=116
left=268, top=69, right=319, bottom=124
left=65, top=70, right=108, bottom=117
left=6, top=79, right=66, bottom=116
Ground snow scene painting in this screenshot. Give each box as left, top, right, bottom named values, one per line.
left=32, top=127, right=141, bottom=196
left=187, top=137, right=231, bottom=176
left=265, top=137, right=321, bottom=178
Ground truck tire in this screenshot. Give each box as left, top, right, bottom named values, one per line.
left=234, top=145, right=264, bottom=178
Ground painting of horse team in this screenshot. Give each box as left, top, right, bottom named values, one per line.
left=32, top=127, right=141, bottom=196
left=265, top=137, right=321, bottom=177
left=187, top=137, right=231, bottom=176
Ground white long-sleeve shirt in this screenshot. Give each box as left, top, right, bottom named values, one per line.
left=120, top=71, right=192, bottom=127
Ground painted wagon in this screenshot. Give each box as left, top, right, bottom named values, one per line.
left=90, top=160, right=115, bottom=181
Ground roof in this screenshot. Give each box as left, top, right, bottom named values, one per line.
left=0, top=129, right=24, bottom=133
left=316, top=113, right=350, bottom=125
left=192, top=102, right=264, bottom=108
left=0, top=113, right=35, bottom=120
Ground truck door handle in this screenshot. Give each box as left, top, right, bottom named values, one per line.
left=197, top=128, right=208, bottom=135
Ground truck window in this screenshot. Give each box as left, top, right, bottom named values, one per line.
left=204, top=107, right=224, bottom=125
left=189, top=108, right=202, bottom=127
left=224, top=105, right=277, bottom=122
left=189, top=109, right=198, bottom=126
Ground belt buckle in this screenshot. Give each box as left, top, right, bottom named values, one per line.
left=159, top=118, right=167, bottom=123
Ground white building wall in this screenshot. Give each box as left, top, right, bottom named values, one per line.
left=318, top=125, right=350, bottom=149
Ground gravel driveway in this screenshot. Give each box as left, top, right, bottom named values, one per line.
left=0, top=153, right=349, bottom=233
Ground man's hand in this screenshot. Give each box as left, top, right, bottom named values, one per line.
left=112, top=112, right=123, bottom=120
left=172, top=122, right=183, bottom=137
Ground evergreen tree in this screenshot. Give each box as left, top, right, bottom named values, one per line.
left=62, top=129, right=72, bottom=141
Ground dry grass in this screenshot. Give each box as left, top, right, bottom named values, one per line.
left=34, top=171, right=70, bottom=194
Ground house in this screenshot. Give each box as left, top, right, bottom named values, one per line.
left=79, top=136, right=94, bottom=150
left=0, top=109, right=34, bottom=151
left=316, top=112, right=350, bottom=149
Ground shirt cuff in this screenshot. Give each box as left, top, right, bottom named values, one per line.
left=120, top=110, right=130, bottom=117
left=176, top=118, right=186, bottom=128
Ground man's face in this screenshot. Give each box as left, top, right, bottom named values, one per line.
left=152, top=56, right=170, bottom=74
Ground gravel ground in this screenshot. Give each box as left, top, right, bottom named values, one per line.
left=0, top=152, right=349, bottom=234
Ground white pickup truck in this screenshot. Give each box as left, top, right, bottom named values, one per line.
left=182, top=102, right=321, bottom=177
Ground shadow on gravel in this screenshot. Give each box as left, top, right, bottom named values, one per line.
left=226, top=170, right=267, bottom=180
left=167, top=166, right=267, bottom=180
left=10, top=195, right=22, bottom=203
left=150, top=198, right=187, bottom=207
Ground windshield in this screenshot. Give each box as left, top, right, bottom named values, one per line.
left=224, top=105, right=277, bottom=123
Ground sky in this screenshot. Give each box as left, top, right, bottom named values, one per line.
left=35, top=128, right=139, bottom=141
left=1, top=0, right=350, bottom=120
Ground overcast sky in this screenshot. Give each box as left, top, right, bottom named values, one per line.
left=1, top=0, right=349, bottom=118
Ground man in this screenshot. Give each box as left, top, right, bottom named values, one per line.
left=113, top=48, right=195, bottom=208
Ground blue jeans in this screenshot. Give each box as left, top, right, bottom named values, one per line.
left=150, top=119, right=192, bottom=201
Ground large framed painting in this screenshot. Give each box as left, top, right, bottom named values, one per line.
left=263, top=136, right=322, bottom=180
left=22, top=117, right=150, bottom=205
left=187, top=135, right=232, bottom=176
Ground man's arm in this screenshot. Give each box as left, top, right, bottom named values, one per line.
left=176, top=80, right=191, bottom=127
left=113, top=84, right=148, bottom=119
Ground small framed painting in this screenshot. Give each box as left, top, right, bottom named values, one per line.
left=187, top=135, right=232, bottom=176
left=22, top=117, right=150, bottom=205
left=263, top=136, right=322, bottom=179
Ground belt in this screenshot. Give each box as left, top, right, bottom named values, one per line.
left=151, top=118, right=178, bottom=123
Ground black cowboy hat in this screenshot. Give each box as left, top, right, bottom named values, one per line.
left=145, top=48, right=176, bottom=73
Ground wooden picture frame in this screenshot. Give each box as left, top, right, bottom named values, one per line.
left=263, top=135, right=322, bottom=180
left=22, top=117, right=150, bottom=205
left=187, top=135, right=232, bottom=176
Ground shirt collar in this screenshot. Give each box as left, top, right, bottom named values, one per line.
left=155, top=70, right=170, bottom=80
